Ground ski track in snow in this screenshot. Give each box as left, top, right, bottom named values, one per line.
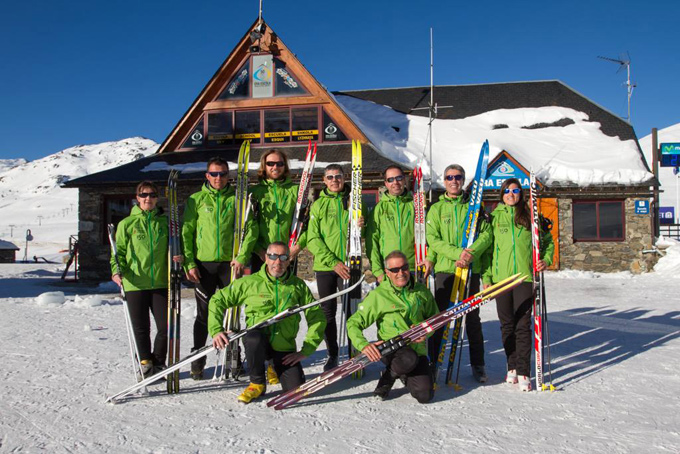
left=1, top=263, right=680, bottom=453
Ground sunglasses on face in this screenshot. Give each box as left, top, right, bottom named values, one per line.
left=503, top=188, right=521, bottom=194
left=138, top=192, right=158, bottom=198
left=207, top=171, right=228, bottom=178
left=325, top=174, right=344, bottom=181
left=445, top=174, right=464, bottom=182
left=385, top=175, right=405, bottom=183
left=266, top=161, right=285, bottom=168
left=386, top=264, right=409, bottom=273
left=266, top=253, right=290, bottom=262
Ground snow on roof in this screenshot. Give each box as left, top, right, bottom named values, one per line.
left=335, top=95, right=653, bottom=188
left=0, top=240, right=20, bottom=250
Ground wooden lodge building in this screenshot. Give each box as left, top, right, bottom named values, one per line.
left=64, top=18, right=658, bottom=282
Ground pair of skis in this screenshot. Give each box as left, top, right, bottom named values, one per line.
left=434, top=140, right=489, bottom=388
left=529, top=171, right=554, bottom=392
left=289, top=140, right=318, bottom=248
left=412, top=165, right=428, bottom=284
left=214, top=141, right=251, bottom=381
left=339, top=140, right=363, bottom=378
left=166, top=170, right=182, bottom=393
left=105, top=276, right=365, bottom=403
left=267, top=273, right=526, bottom=410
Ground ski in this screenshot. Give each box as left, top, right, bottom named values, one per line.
left=289, top=140, right=318, bottom=248
left=107, top=224, right=148, bottom=395
left=267, top=273, right=526, bottom=410
left=105, top=275, right=365, bottom=403
left=166, top=170, right=182, bottom=393
left=434, top=140, right=489, bottom=387
left=413, top=165, right=428, bottom=283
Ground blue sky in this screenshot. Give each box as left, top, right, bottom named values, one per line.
left=1, top=0, right=678, bottom=161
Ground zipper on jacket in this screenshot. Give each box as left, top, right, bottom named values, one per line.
left=147, top=211, right=155, bottom=287
left=337, top=197, right=346, bottom=261
left=396, top=199, right=402, bottom=252
left=216, top=192, right=221, bottom=260
left=273, top=182, right=281, bottom=241
left=511, top=220, right=517, bottom=275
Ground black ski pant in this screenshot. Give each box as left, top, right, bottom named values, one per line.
left=315, top=270, right=343, bottom=358
left=495, top=281, right=533, bottom=377
left=382, top=346, right=433, bottom=403
left=126, top=289, right=168, bottom=367
left=242, top=329, right=305, bottom=391
left=193, top=260, right=231, bottom=351
left=428, top=273, right=485, bottom=367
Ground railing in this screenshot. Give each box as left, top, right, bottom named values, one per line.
left=660, top=224, right=680, bottom=240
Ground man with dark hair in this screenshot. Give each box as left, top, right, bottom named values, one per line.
left=209, top=241, right=326, bottom=404
left=366, top=165, right=420, bottom=282
left=182, top=157, right=258, bottom=379
left=346, top=250, right=437, bottom=403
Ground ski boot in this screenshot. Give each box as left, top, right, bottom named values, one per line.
left=471, top=365, right=488, bottom=383
left=191, top=354, right=206, bottom=381
left=373, top=369, right=397, bottom=400
left=323, top=356, right=338, bottom=372
left=267, top=363, right=280, bottom=385
left=505, top=369, right=518, bottom=384
left=518, top=375, right=532, bottom=392
left=237, top=383, right=266, bottom=404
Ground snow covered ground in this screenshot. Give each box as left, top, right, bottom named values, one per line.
left=2, top=242, right=680, bottom=453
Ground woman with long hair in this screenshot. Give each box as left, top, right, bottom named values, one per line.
left=472, top=178, right=554, bottom=391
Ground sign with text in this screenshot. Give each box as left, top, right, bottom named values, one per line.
left=659, top=207, right=675, bottom=224
left=485, top=155, right=530, bottom=189
left=251, top=54, right=274, bottom=98
left=660, top=143, right=680, bottom=167
left=634, top=200, right=650, bottom=215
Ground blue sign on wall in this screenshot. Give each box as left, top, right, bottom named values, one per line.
left=660, top=143, right=680, bottom=167
left=634, top=200, right=650, bottom=215
left=485, top=156, right=530, bottom=189
left=659, top=207, right=675, bottom=224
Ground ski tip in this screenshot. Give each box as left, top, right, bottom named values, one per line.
left=542, top=383, right=556, bottom=392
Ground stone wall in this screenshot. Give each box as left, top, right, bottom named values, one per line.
left=558, top=198, right=658, bottom=273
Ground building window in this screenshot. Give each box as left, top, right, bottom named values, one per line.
left=264, top=109, right=291, bottom=143
left=291, top=107, right=319, bottom=142
left=207, top=112, right=233, bottom=146
left=218, top=62, right=250, bottom=100
left=103, top=195, right=136, bottom=244
left=322, top=110, right=348, bottom=142
left=573, top=200, right=625, bottom=241
left=274, top=58, right=307, bottom=96
left=181, top=118, right=205, bottom=149
left=234, top=110, right=261, bottom=144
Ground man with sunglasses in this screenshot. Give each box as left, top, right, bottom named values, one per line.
left=346, top=250, right=437, bottom=402
left=366, top=165, right=419, bottom=283
left=425, top=164, right=490, bottom=383
left=208, top=242, right=326, bottom=403
left=307, top=164, right=365, bottom=371
left=182, top=157, right=259, bottom=379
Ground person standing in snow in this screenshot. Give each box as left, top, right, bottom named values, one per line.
left=208, top=241, right=326, bottom=404
left=472, top=178, right=554, bottom=391
left=250, top=150, right=305, bottom=273
left=307, top=164, right=364, bottom=371
left=111, top=181, right=173, bottom=378
left=366, top=165, right=423, bottom=283
left=346, top=250, right=438, bottom=403
left=182, top=157, right=258, bottom=379
left=424, top=164, right=490, bottom=383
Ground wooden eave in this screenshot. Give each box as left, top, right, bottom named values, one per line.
left=157, top=18, right=367, bottom=154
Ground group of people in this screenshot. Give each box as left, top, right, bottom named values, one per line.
left=110, top=147, right=554, bottom=405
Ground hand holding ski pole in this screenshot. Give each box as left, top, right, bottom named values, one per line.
left=334, top=262, right=351, bottom=280
left=536, top=260, right=548, bottom=272
left=112, top=273, right=123, bottom=288
left=230, top=260, right=245, bottom=278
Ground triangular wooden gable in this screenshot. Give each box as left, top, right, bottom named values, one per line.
left=157, top=18, right=366, bottom=154
left=486, top=150, right=544, bottom=189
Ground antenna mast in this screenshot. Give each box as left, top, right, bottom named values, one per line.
left=258, top=0, right=263, bottom=24
left=598, top=53, right=636, bottom=123
left=428, top=27, right=434, bottom=201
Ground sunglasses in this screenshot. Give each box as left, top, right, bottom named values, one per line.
left=445, top=174, right=464, bottom=181
left=266, top=161, right=285, bottom=168
left=385, top=175, right=405, bottom=183
left=325, top=174, right=344, bottom=181
left=503, top=188, right=521, bottom=194
left=207, top=171, right=228, bottom=178
left=138, top=192, right=158, bottom=198
left=266, top=253, right=290, bottom=262
left=386, top=264, right=409, bottom=273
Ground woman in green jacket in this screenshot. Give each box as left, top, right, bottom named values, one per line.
left=250, top=149, right=304, bottom=272
left=472, top=178, right=554, bottom=392
left=111, top=181, right=170, bottom=378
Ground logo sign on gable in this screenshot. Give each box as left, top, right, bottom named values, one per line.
left=485, top=156, right=530, bottom=189
left=252, top=55, right=274, bottom=98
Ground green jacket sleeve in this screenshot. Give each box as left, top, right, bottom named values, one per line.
left=181, top=195, right=198, bottom=271
left=425, top=204, right=465, bottom=262
left=234, top=212, right=259, bottom=265
left=207, top=284, right=240, bottom=337
left=300, top=286, right=326, bottom=356
left=541, top=229, right=555, bottom=267
left=470, top=222, right=493, bottom=259
left=110, top=220, right=129, bottom=277
left=366, top=207, right=384, bottom=280
left=307, top=202, right=341, bottom=269
left=470, top=216, right=491, bottom=262
left=346, top=294, right=379, bottom=353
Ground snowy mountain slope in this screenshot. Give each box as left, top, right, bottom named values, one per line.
left=639, top=123, right=680, bottom=217
left=0, top=158, right=27, bottom=175
left=0, top=138, right=158, bottom=258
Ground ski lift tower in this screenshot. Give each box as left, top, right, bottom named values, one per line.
left=598, top=53, right=636, bottom=124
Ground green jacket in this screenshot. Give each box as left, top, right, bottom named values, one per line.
left=425, top=193, right=490, bottom=274
left=473, top=203, right=555, bottom=284
left=365, top=190, right=415, bottom=280
left=346, top=278, right=438, bottom=357
left=208, top=267, right=326, bottom=356
left=307, top=186, right=353, bottom=272
left=110, top=205, right=168, bottom=292
left=251, top=178, right=306, bottom=253
left=182, top=183, right=257, bottom=271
